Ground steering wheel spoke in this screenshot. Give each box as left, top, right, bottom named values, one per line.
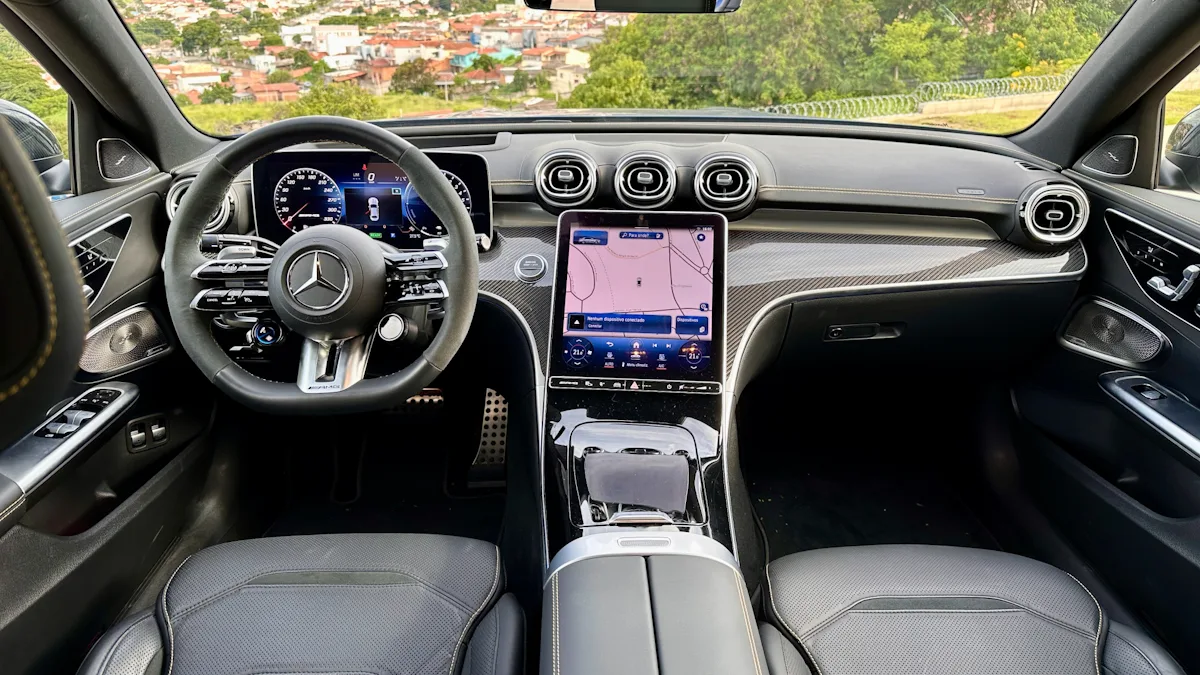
left=298, top=335, right=373, bottom=393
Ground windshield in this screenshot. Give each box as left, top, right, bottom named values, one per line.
left=107, top=0, right=1131, bottom=135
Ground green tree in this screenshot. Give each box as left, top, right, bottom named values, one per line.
left=985, top=5, right=1099, bottom=77
left=301, top=60, right=331, bottom=84
left=267, top=69, right=293, bottom=84
left=581, top=0, right=880, bottom=108
left=200, top=83, right=235, bottom=104
left=286, top=81, right=383, bottom=119
left=390, top=58, right=435, bottom=94
left=0, top=60, right=56, bottom=106
left=262, top=33, right=284, bottom=47
left=130, top=17, right=180, bottom=46
left=220, top=71, right=232, bottom=82
left=473, top=54, right=498, bottom=74
left=864, top=12, right=966, bottom=91
left=181, top=19, right=223, bottom=55
left=506, top=69, right=531, bottom=93
left=566, top=56, right=668, bottom=108
left=281, top=47, right=314, bottom=67
left=174, top=93, right=192, bottom=106
left=292, top=34, right=303, bottom=44
left=246, top=12, right=280, bottom=35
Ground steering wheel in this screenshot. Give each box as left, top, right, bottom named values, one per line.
left=163, top=117, right=479, bottom=415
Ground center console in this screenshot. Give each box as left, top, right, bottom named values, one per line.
left=538, top=213, right=773, bottom=674
left=542, top=210, right=734, bottom=554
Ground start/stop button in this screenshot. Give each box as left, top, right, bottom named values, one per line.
left=515, top=253, right=547, bottom=283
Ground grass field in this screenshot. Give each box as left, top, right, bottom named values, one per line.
left=180, top=92, right=492, bottom=135
left=899, top=88, right=1200, bottom=135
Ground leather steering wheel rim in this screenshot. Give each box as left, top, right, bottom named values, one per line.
left=163, top=117, right=479, bottom=415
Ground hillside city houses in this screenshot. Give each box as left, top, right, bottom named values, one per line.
left=135, top=0, right=621, bottom=112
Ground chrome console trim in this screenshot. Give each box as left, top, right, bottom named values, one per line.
left=544, top=531, right=740, bottom=585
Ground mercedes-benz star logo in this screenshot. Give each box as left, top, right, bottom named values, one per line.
left=286, top=251, right=349, bottom=310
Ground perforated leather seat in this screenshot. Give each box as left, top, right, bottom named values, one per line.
left=77, top=533, right=523, bottom=675
left=758, top=545, right=1182, bottom=675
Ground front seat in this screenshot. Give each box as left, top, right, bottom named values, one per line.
left=77, top=533, right=524, bottom=675
left=760, top=545, right=1183, bottom=675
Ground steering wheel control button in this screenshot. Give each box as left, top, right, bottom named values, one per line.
left=392, top=280, right=449, bottom=304
left=286, top=251, right=350, bottom=311
left=193, top=258, right=273, bottom=280
left=386, top=250, right=447, bottom=273
left=515, top=254, right=547, bottom=283
left=252, top=319, right=283, bottom=347
left=237, top=289, right=271, bottom=309
left=378, top=314, right=406, bottom=342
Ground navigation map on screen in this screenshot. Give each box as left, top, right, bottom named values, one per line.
left=560, top=222, right=716, bottom=378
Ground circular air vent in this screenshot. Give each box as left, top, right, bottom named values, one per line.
left=694, top=154, right=757, bottom=212
left=615, top=152, right=676, bottom=209
left=166, top=177, right=234, bottom=234
left=1019, top=183, right=1089, bottom=244
left=535, top=150, right=596, bottom=208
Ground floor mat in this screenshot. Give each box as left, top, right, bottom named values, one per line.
left=739, top=380, right=1001, bottom=560
left=264, top=407, right=504, bottom=543
left=745, top=453, right=1001, bottom=559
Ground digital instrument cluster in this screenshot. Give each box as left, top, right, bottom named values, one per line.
left=252, top=150, right=491, bottom=249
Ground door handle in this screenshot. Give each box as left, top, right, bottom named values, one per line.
left=1147, top=264, right=1200, bottom=301
left=1100, top=371, right=1200, bottom=469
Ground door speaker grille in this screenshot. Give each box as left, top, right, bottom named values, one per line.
left=80, top=306, right=172, bottom=375
left=1060, top=298, right=1167, bottom=368
left=97, top=138, right=153, bottom=181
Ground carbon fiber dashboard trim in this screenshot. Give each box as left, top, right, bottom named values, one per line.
left=480, top=226, right=1086, bottom=374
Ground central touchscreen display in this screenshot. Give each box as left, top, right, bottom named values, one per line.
left=550, top=210, right=726, bottom=392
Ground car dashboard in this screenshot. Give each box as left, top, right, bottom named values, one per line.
left=171, top=129, right=1088, bottom=385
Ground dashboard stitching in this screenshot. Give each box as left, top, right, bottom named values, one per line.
left=759, top=185, right=1017, bottom=204
left=60, top=176, right=163, bottom=227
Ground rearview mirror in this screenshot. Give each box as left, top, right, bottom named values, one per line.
left=524, top=0, right=739, bottom=12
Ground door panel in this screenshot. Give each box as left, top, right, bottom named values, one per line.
left=0, top=176, right=215, bottom=675
left=1013, top=178, right=1200, bottom=672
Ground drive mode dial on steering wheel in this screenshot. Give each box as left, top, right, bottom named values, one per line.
left=162, top=117, right=479, bottom=415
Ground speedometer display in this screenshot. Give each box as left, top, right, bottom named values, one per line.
left=253, top=150, right=491, bottom=249
left=274, top=168, right=344, bottom=231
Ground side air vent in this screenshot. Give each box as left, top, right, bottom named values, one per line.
left=535, top=150, right=596, bottom=208
left=615, top=152, right=676, bottom=209
left=1018, top=183, right=1089, bottom=244
left=1015, top=160, right=1043, bottom=171
left=694, top=154, right=757, bottom=212
left=166, top=177, right=234, bottom=234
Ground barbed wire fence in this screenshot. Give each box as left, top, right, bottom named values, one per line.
left=753, top=71, right=1075, bottom=118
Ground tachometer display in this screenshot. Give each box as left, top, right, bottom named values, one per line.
left=274, top=168, right=344, bottom=231
left=402, top=171, right=472, bottom=237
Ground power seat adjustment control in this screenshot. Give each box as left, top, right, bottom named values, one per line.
left=1148, top=263, right=1200, bottom=302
